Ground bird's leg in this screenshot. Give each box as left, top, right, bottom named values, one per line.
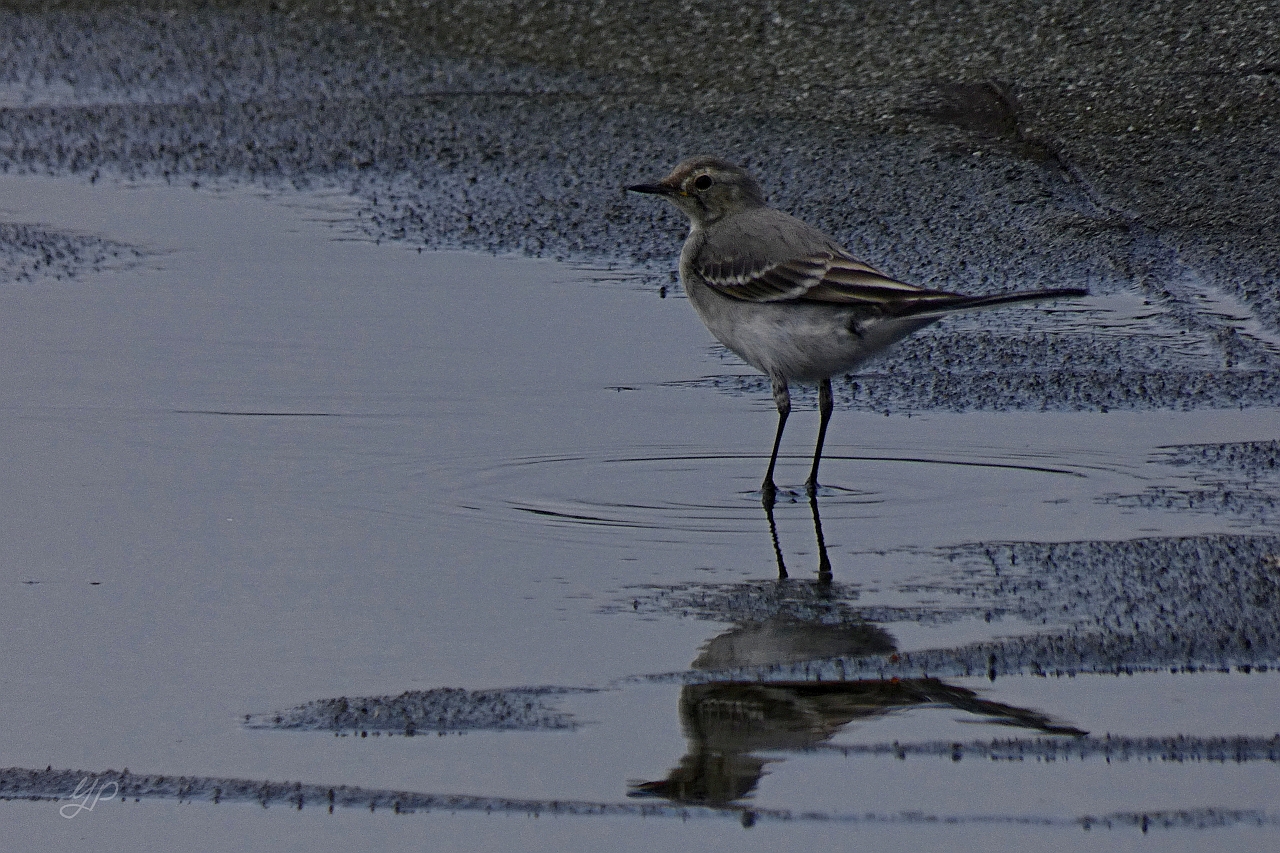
left=805, top=377, right=833, bottom=497
left=762, top=376, right=790, bottom=507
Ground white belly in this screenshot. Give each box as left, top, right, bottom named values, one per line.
left=684, top=275, right=933, bottom=382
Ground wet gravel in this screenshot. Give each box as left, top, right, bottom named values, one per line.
left=3, top=765, right=1277, bottom=830
left=827, top=734, right=1280, bottom=765
left=939, top=534, right=1280, bottom=677
left=245, top=686, right=582, bottom=735
left=680, top=361, right=1280, bottom=413
left=1103, top=440, right=1280, bottom=524
left=3, top=2, right=1279, bottom=411
left=616, top=533, right=1280, bottom=681
left=0, top=221, right=148, bottom=283
left=358, top=0, right=1280, bottom=340
left=607, top=577, right=984, bottom=630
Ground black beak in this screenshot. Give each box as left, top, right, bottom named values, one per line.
left=626, top=182, right=672, bottom=195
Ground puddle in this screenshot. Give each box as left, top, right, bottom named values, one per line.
left=3, top=7, right=1280, bottom=848
left=244, top=687, right=589, bottom=735
left=1, top=172, right=1279, bottom=850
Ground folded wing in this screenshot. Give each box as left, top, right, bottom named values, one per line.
left=694, top=208, right=1089, bottom=315
left=697, top=250, right=964, bottom=311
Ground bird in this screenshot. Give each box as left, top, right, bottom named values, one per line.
left=627, top=155, right=1087, bottom=505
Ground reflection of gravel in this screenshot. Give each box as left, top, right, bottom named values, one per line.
left=1102, top=441, right=1280, bottom=524
left=0, top=222, right=149, bottom=283
left=245, top=687, right=582, bottom=735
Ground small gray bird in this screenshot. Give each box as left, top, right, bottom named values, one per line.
left=628, top=155, right=1087, bottom=505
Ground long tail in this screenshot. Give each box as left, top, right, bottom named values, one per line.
left=898, top=287, right=1088, bottom=320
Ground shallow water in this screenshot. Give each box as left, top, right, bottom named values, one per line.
left=2, top=174, right=1279, bottom=851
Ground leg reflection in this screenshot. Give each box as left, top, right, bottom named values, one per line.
left=764, top=498, right=788, bottom=579
left=810, top=493, right=832, bottom=583
left=763, top=491, right=833, bottom=581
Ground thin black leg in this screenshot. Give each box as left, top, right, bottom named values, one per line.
left=805, top=377, right=833, bottom=497
left=762, top=376, right=790, bottom=506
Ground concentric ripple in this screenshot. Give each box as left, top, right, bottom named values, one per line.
left=439, top=443, right=1111, bottom=545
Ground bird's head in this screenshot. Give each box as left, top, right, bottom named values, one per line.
left=627, top=156, right=767, bottom=227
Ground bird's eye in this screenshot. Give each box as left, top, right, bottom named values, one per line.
left=693, top=174, right=713, bottom=191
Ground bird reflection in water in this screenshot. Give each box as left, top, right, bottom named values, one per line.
left=630, top=498, right=1084, bottom=808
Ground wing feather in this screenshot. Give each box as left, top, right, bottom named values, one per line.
left=689, top=209, right=1085, bottom=314
left=697, top=250, right=961, bottom=308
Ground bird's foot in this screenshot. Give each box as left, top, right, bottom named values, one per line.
left=761, top=479, right=778, bottom=508
left=804, top=478, right=819, bottom=499
left=762, top=484, right=814, bottom=503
